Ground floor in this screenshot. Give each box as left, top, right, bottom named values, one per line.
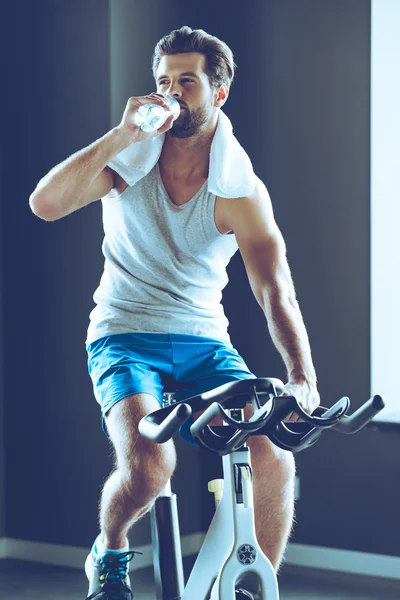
left=0, top=557, right=399, bottom=599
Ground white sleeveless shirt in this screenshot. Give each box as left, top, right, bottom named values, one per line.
left=86, top=161, right=239, bottom=346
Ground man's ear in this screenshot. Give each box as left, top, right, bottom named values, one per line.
left=215, top=84, right=229, bottom=107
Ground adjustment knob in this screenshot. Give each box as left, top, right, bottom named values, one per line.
left=208, top=479, right=224, bottom=501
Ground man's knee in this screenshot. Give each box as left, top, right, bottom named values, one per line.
left=121, top=439, right=177, bottom=506
left=248, top=435, right=296, bottom=485
left=278, top=448, right=296, bottom=483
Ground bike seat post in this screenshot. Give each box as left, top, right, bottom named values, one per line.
left=226, top=407, right=249, bottom=451
left=151, top=389, right=184, bottom=600
left=162, top=391, right=177, bottom=407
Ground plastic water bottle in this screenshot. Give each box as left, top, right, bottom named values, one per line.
left=134, top=95, right=181, bottom=132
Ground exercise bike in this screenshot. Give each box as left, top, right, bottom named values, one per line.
left=138, top=377, right=385, bottom=600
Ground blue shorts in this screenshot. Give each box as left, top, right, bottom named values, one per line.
left=86, top=332, right=256, bottom=446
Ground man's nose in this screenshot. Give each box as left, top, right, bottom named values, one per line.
left=166, top=83, right=182, bottom=98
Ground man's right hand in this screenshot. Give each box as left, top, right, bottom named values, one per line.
left=117, top=93, right=176, bottom=143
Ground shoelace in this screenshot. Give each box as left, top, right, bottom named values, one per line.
left=99, top=550, right=142, bottom=599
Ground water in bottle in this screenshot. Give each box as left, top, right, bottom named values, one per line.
left=135, top=95, right=180, bottom=132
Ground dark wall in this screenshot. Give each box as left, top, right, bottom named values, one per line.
left=2, top=0, right=201, bottom=549
left=2, top=0, right=398, bottom=560
left=3, top=0, right=112, bottom=546
left=0, top=0, right=8, bottom=540
left=0, top=142, right=4, bottom=538
left=200, top=1, right=399, bottom=557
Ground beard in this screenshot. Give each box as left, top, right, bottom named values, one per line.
left=168, top=102, right=212, bottom=139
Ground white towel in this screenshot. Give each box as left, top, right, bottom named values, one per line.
left=107, top=109, right=255, bottom=198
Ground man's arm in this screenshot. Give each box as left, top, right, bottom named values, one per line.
left=29, top=93, right=175, bottom=221
left=29, top=128, right=133, bottom=222
left=227, top=176, right=318, bottom=395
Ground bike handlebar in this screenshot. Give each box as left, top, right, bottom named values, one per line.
left=332, top=394, right=385, bottom=433
left=138, top=378, right=386, bottom=455
left=138, top=402, right=193, bottom=444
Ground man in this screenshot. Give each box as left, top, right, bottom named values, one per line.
left=29, top=26, right=320, bottom=600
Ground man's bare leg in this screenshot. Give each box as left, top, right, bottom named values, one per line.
left=247, top=434, right=296, bottom=572
left=98, top=393, right=177, bottom=549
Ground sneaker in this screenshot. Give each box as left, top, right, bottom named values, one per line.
left=85, top=541, right=142, bottom=599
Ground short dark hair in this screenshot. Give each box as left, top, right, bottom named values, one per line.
left=152, top=26, right=237, bottom=91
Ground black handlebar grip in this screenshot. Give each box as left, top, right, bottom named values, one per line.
left=334, top=395, right=385, bottom=434
left=138, top=403, right=192, bottom=443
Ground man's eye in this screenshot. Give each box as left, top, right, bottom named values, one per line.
left=159, top=79, right=194, bottom=84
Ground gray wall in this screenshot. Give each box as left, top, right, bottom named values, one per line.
left=199, top=0, right=400, bottom=557
left=0, top=1, right=6, bottom=540
left=0, top=142, right=4, bottom=539
left=3, top=0, right=113, bottom=547
left=2, top=0, right=200, bottom=549
left=2, top=0, right=399, bottom=561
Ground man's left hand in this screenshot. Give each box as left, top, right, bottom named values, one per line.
left=281, top=380, right=320, bottom=423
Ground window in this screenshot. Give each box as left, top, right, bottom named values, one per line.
left=370, top=0, right=400, bottom=422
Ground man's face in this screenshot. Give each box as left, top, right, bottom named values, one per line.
left=156, top=53, right=218, bottom=138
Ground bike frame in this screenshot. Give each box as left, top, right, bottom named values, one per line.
left=151, top=443, right=279, bottom=600
left=144, top=379, right=385, bottom=600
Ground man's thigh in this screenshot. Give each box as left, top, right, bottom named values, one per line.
left=86, top=333, right=170, bottom=437
left=105, top=392, right=177, bottom=479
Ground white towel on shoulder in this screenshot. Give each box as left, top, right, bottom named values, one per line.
left=107, top=110, right=255, bottom=198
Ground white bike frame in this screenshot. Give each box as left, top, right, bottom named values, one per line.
left=153, top=443, right=279, bottom=600
left=184, top=446, right=279, bottom=600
